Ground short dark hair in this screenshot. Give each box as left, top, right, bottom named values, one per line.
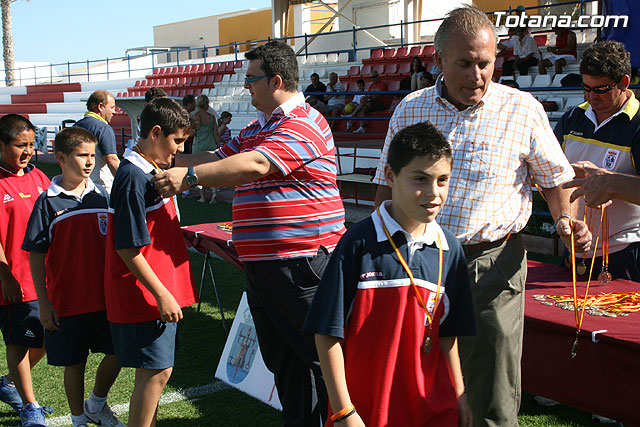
left=245, top=41, right=298, bottom=92
left=182, top=94, right=196, bottom=107
left=218, top=111, right=232, bottom=125
left=145, top=87, right=168, bottom=103
left=356, top=78, right=365, bottom=86
left=86, top=90, right=113, bottom=112
left=580, top=41, right=631, bottom=83
left=310, top=72, right=319, bottom=79
left=501, top=79, right=520, bottom=89
left=0, top=114, right=35, bottom=145
left=139, top=98, right=191, bottom=139
left=54, top=127, right=97, bottom=155
left=388, top=121, right=451, bottom=174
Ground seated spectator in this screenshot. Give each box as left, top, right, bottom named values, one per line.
left=410, top=56, right=427, bottom=91
left=416, top=71, right=435, bottom=90
left=216, top=111, right=232, bottom=147
left=351, top=71, right=388, bottom=134
left=305, top=72, right=329, bottom=113
left=498, top=27, right=517, bottom=51
left=502, top=27, right=540, bottom=76
left=325, top=72, right=346, bottom=127
left=501, top=79, right=520, bottom=90
left=345, top=79, right=366, bottom=131
left=538, top=27, right=576, bottom=75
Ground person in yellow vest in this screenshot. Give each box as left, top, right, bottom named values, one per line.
left=74, top=91, right=120, bottom=193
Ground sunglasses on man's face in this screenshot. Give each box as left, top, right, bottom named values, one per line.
left=581, top=82, right=617, bottom=94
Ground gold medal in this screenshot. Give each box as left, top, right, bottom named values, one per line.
left=570, top=335, right=579, bottom=359
left=577, top=261, right=587, bottom=275
left=423, top=334, right=432, bottom=354
left=598, top=271, right=610, bottom=284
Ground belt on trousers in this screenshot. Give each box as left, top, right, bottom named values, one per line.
left=462, top=233, right=513, bottom=256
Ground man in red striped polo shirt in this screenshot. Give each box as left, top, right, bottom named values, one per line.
left=153, top=41, right=346, bottom=426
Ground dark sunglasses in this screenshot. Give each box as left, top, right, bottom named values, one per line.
left=581, top=82, right=617, bottom=94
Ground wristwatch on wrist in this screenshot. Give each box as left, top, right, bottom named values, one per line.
left=186, top=167, right=198, bottom=186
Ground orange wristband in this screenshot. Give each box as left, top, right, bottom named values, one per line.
left=330, top=403, right=355, bottom=422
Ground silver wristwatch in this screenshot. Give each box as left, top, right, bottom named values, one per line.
left=186, top=167, right=198, bottom=186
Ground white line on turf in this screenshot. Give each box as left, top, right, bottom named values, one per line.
left=45, top=380, right=230, bottom=427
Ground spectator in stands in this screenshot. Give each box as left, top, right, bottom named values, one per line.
left=502, top=27, right=540, bottom=76
left=351, top=70, right=389, bottom=134
left=497, top=27, right=517, bottom=51
left=182, top=94, right=196, bottom=114
left=144, top=87, right=167, bottom=104
left=410, top=56, right=427, bottom=91
left=182, top=95, right=197, bottom=154
left=416, top=71, right=435, bottom=90
left=372, top=6, right=591, bottom=426
left=216, top=111, right=232, bottom=147
left=564, top=161, right=640, bottom=207
left=192, top=94, right=219, bottom=203
left=344, top=79, right=366, bottom=131
left=554, top=40, right=640, bottom=282
left=538, top=27, right=577, bottom=75
left=305, top=72, right=329, bottom=113
left=324, top=72, right=345, bottom=127
left=152, top=41, right=346, bottom=427
left=73, top=91, right=119, bottom=193
left=501, top=79, right=520, bottom=89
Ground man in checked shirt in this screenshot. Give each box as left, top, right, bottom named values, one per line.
left=373, top=6, right=592, bottom=427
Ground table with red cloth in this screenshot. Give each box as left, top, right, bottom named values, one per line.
left=523, top=260, right=640, bottom=425
left=181, top=222, right=242, bottom=329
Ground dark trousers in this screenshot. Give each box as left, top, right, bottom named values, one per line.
left=502, top=56, right=539, bottom=76
left=244, top=247, right=330, bottom=427
left=562, top=241, right=640, bottom=282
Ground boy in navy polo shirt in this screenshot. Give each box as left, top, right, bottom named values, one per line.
left=304, top=122, right=475, bottom=427
left=0, top=114, right=51, bottom=426
left=23, top=127, right=124, bottom=427
left=105, top=97, right=198, bottom=427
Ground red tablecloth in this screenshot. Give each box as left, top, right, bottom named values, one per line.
left=523, top=260, right=639, bottom=425
left=181, top=223, right=242, bottom=270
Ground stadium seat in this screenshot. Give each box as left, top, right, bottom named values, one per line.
left=564, top=97, right=585, bottom=110
left=228, top=102, right=239, bottom=112
left=327, top=53, right=338, bottom=63
left=387, top=80, right=401, bottom=91
left=360, top=64, right=372, bottom=77
left=204, top=63, right=218, bottom=73
left=238, top=102, right=250, bottom=112
left=551, top=73, right=568, bottom=87
left=221, top=102, right=230, bottom=112
left=337, top=52, right=349, bottom=62
left=516, top=75, right=532, bottom=88
left=346, top=81, right=359, bottom=92
left=372, top=64, right=384, bottom=75
left=383, top=48, right=396, bottom=61
left=315, top=54, right=327, bottom=64
left=178, top=89, right=187, bottom=97
left=363, top=48, right=384, bottom=63
left=394, top=62, right=411, bottom=77
left=381, top=63, right=398, bottom=77
left=229, top=73, right=239, bottom=83
left=534, top=35, right=548, bottom=46
left=221, top=74, right=232, bottom=84
left=395, top=47, right=409, bottom=61
left=532, top=74, right=552, bottom=88
left=421, top=45, right=435, bottom=58
left=347, top=65, right=360, bottom=77
left=407, top=46, right=421, bottom=58
left=546, top=96, right=565, bottom=110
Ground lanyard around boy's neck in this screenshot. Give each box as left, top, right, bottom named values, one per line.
left=134, top=145, right=161, bottom=173
left=376, top=206, right=443, bottom=354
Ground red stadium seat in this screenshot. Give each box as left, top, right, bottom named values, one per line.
left=363, top=48, right=384, bottom=63
left=407, top=46, right=421, bottom=57
left=387, top=80, right=401, bottom=91
left=347, top=65, right=360, bottom=76
left=421, top=45, right=435, bottom=58
left=233, top=60, right=243, bottom=68
left=360, top=63, right=372, bottom=77
left=204, top=63, right=217, bottom=73
left=178, top=89, right=187, bottom=97
left=395, top=47, right=408, bottom=60
left=204, top=75, right=216, bottom=86
left=195, top=64, right=205, bottom=74
left=395, top=62, right=411, bottom=76
left=381, top=63, right=398, bottom=77
left=534, top=35, right=548, bottom=46
left=372, top=64, right=384, bottom=75
left=383, top=48, right=396, bottom=60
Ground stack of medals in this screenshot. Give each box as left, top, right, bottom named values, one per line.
left=533, top=292, right=640, bottom=317
left=216, top=222, right=233, bottom=231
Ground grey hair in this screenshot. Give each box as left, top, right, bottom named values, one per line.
left=434, top=5, right=498, bottom=60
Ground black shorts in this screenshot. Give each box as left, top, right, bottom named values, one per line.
left=45, top=311, right=114, bottom=366
left=0, top=301, right=44, bottom=348
left=369, top=100, right=387, bottom=112
left=110, top=319, right=177, bottom=369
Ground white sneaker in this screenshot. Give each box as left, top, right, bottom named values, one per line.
left=353, top=127, right=365, bottom=134
left=345, top=121, right=352, bottom=131
left=84, top=401, right=125, bottom=427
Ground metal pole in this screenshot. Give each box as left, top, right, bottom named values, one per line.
left=234, top=42, right=238, bottom=61
left=304, top=33, right=308, bottom=57
left=127, top=55, right=131, bottom=78
left=86, top=59, right=90, bottom=82
left=352, top=26, right=357, bottom=61
left=400, top=20, right=404, bottom=47
left=106, top=57, right=109, bottom=80
left=67, top=62, right=70, bottom=83
left=50, top=63, right=53, bottom=84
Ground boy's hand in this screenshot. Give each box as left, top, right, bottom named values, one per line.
left=335, top=411, right=365, bottom=427
left=156, top=291, right=183, bottom=323
left=1, top=274, right=23, bottom=304
left=457, top=393, right=473, bottom=427
left=38, top=299, right=60, bottom=331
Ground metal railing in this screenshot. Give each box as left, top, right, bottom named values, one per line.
left=1, top=0, right=592, bottom=87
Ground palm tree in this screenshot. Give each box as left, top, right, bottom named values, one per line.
left=1, top=0, right=15, bottom=86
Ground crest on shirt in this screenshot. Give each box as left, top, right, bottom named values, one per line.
left=3, top=194, right=13, bottom=203
left=97, top=212, right=108, bottom=235
left=226, top=308, right=258, bottom=384
left=602, top=149, right=619, bottom=170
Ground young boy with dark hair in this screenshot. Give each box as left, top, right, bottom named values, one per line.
left=105, top=97, right=198, bottom=427
left=0, top=114, right=51, bottom=426
left=22, top=127, right=124, bottom=427
left=304, top=121, right=475, bottom=427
